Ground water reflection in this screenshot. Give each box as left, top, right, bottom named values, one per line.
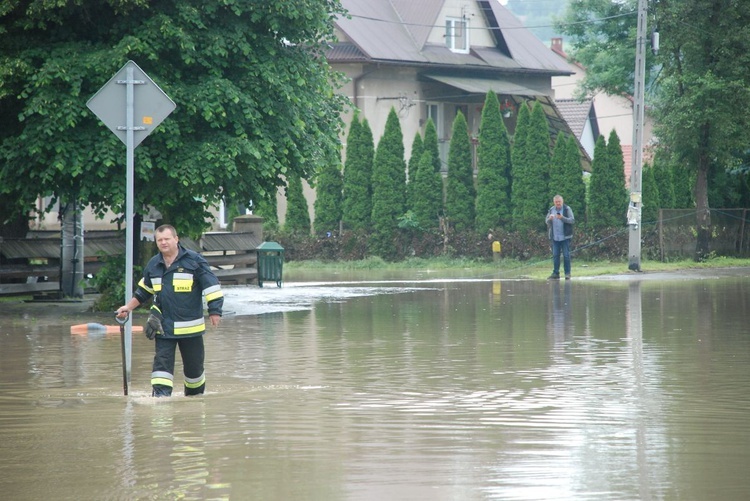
left=2, top=272, right=750, bottom=500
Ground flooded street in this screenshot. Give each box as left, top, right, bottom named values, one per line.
left=2, top=268, right=750, bottom=500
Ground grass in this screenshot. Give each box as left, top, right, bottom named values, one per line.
left=285, top=255, right=750, bottom=280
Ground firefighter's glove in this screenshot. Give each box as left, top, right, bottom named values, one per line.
left=145, top=311, right=164, bottom=340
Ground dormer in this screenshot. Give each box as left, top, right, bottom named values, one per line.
left=445, top=16, right=469, bottom=53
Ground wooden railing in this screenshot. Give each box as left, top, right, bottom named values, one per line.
left=0, top=226, right=262, bottom=296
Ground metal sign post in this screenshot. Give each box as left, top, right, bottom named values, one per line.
left=87, top=61, right=175, bottom=394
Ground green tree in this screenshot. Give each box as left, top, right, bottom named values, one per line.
left=564, top=134, right=587, bottom=221
left=560, top=0, right=750, bottom=259
left=557, top=0, right=658, bottom=99
left=0, top=0, right=346, bottom=238
left=512, top=101, right=550, bottom=232
left=549, top=133, right=569, bottom=201
left=444, top=111, right=475, bottom=232
left=589, top=133, right=626, bottom=228
left=475, top=91, right=512, bottom=235
left=422, top=118, right=443, bottom=175
left=370, top=108, right=406, bottom=259
left=406, top=131, right=424, bottom=210
left=671, top=163, right=694, bottom=209
left=652, top=154, right=676, bottom=211
left=641, top=163, right=660, bottom=225
left=253, top=191, right=279, bottom=233
left=342, top=117, right=374, bottom=231
left=411, top=150, right=443, bottom=231
left=284, top=175, right=311, bottom=235
left=313, top=155, right=343, bottom=235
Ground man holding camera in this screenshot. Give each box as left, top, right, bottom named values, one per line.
left=546, top=195, right=575, bottom=280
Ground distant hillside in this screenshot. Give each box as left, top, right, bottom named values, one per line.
left=504, top=0, right=570, bottom=44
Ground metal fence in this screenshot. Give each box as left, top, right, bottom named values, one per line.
left=658, top=209, right=750, bottom=259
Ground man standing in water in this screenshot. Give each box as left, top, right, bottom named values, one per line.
left=116, top=224, right=223, bottom=396
left=546, top=195, right=575, bottom=280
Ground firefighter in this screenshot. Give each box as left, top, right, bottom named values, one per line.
left=116, top=224, right=223, bottom=396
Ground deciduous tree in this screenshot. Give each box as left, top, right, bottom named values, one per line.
left=0, top=0, right=346, bottom=237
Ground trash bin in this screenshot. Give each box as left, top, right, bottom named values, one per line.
left=256, top=241, right=284, bottom=288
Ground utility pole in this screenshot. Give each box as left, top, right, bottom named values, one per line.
left=628, top=0, right=648, bottom=271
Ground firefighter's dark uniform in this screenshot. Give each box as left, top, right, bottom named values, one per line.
left=134, top=244, right=223, bottom=396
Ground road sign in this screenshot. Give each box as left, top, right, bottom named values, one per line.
left=86, top=61, right=176, bottom=394
left=87, top=60, right=176, bottom=147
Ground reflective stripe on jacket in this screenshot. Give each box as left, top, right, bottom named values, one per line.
left=134, top=245, right=223, bottom=339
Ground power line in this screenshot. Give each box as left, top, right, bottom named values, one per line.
left=346, top=11, right=636, bottom=32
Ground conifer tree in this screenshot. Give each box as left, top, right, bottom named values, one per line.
left=564, top=135, right=587, bottom=221
left=549, top=133, right=569, bottom=201
left=422, top=118, right=443, bottom=175
left=253, top=190, right=278, bottom=232
left=411, top=150, right=443, bottom=230
left=406, top=131, right=424, bottom=211
left=671, top=164, right=694, bottom=209
left=653, top=156, right=676, bottom=210
left=587, top=135, right=609, bottom=225
left=313, top=154, right=344, bottom=234
left=589, top=131, right=627, bottom=228
left=370, top=108, right=406, bottom=259
left=284, top=174, right=311, bottom=234
left=444, top=111, right=475, bottom=232
left=641, top=163, right=660, bottom=225
left=476, top=91, right=512, bottom=234
left=342, top=116, right=374, bottom=231
left=512, top=101, right=551, bottom=232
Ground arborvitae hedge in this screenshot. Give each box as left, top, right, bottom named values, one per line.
left=476, top=91, right=512, bottom=235
left=313, top=156, right=343, bottom=235
left=653, top=155, right=676, bottom=210
left=444, top=111, right=475, bottom=232
left=284, top=174, right=311, bottom=235
left=370, top=108, right=406, bottom=259
left=512, top=101, right=550, bottom=232
left=564, top=134, right=587, bottom=222
left=411, top=150, right=443, bottom=230
left=589, top=131, right=628, bottom=228
left=641, top=163, right=660, bottom=225
left=549, top=132, right=587, bottom=223
left=406, top=131, right=424, bottom=210
left=549, top=133, right=568, bottom=202
left=342, top=116, right=374, bottom=231
left=422, top=118, right=443, bottom=174
left=253, top=189, right=278, bottom=232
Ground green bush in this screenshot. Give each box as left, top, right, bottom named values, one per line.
left=91, top=254, right=143, bottom=312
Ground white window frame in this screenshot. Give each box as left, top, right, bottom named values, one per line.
left=445, top=17, right=469, bottom=54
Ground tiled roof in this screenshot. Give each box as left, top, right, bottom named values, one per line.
left=555, top=99, right=593, bottom=139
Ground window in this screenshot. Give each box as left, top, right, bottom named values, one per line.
left=445, top=18, right=469, bottom=53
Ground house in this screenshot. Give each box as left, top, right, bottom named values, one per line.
left=550, top=37, right=655, bottom=185
left=328, top=0, right=583, bottom=168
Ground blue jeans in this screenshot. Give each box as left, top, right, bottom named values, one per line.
left=551, top=239, right=571, bottom=276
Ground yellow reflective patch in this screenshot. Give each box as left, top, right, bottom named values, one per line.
left=173, top=278, right=192, bottom=292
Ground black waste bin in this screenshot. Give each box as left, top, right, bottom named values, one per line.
left=256, top=241, right=284, bottom=288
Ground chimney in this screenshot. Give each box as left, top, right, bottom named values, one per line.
left=551, top=37, right=563, bottom=54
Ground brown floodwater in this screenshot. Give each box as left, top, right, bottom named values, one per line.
left=2, top=268, right=750, bottom=500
